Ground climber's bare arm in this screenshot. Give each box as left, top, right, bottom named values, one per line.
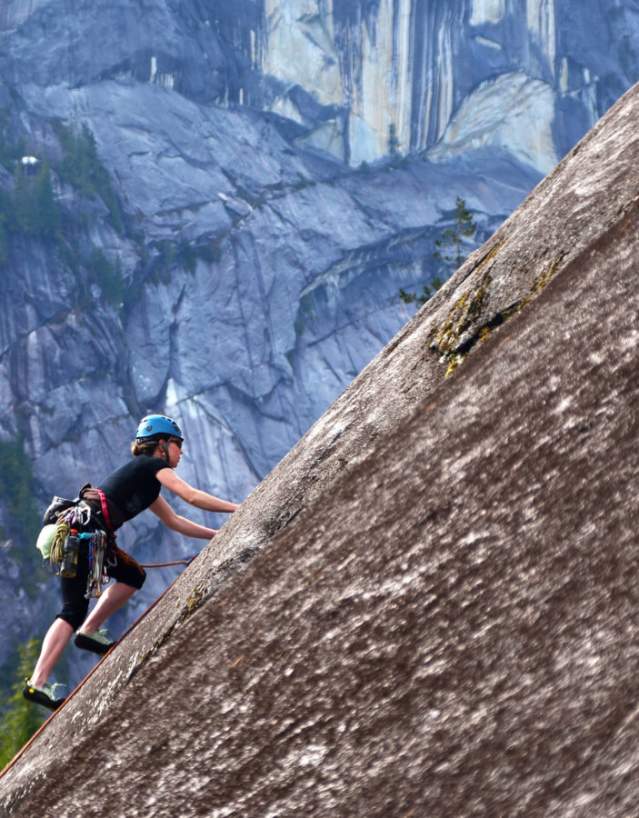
left=150, top=495, right=217, bottom=539
left=156, top=469, right=240, bottom=512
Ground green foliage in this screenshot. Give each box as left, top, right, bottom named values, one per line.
left=434, top=196, right=477, bottom=269
left=399, top=276, right=445, bottom=309
left=178, top=240, right=197, bottom=274
left=388, top=123, right=400, bottom=157
left=195, top=239, right=222, bottom=265
left=0, top=123, right=129, bottom=300
left=0, top=212, right=7, bottom=266
left=0, top=112, right=25, bottom=171
left=12, top=162, right=60, bottom=238
left=55, top=122, right=125, bottom=234
left=399, top=197, right=477, bottom=309
left=150, top=240, right=176, bottom=284
left=0, top=438, right=42, bottom=556
left=0, top=440, right=46, bottom=602
left=148, top=238, right=201, bottom=284
left=0, top=162, right=63, bottom=269
left=89, top=248, right=125, bottom=306
left=0, top=639, right=46, bottom=769
left=0, top=119, right=128, bottom=278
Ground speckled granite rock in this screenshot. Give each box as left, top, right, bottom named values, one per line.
left=3, top=0, right=639, bottom=686
left=2, top=57, right=639, bottom=818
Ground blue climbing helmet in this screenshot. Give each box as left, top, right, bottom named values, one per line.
left=135, top=414, right=183, bottom=442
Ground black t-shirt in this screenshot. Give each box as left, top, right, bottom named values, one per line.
left=99, top=455, right=168, bottom=528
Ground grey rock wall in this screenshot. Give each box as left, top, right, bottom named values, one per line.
left=0, top=0, right=638, bottom=684
left=3, top=1, right=639, bottom=168
left=2, top=76, right=638, bottom=818
left=0, top=78, right=535, bottom=680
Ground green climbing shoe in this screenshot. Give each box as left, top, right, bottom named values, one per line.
left=23, top=679, right=66, bottom=710
left=74, top=627, right=115, bottom=655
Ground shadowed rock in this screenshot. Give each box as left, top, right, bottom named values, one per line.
left=2, top=81, right=639, bottom=818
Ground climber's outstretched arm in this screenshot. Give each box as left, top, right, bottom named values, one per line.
left=150, top=495, right=217, bottom=539
left=156, top=468, right=240, bottom=513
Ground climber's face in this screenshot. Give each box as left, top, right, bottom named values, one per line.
left=167, top=437, right=182, bottom=468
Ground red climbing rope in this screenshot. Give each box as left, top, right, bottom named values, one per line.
left=140, top=556, right=196, bottom=568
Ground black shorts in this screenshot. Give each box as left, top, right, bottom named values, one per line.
left=56, top=541, right=146, bottom=630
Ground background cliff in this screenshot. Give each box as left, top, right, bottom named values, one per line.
left=1, top=71, right=638, bottom=818
left=0, top=0, right=638, bottom=692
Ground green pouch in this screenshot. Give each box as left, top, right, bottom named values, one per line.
left=35, top=524, right=58, bottom=561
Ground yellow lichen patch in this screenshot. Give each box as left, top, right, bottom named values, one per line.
left=184, top=586, right=205, bottom=616
left=431, top=241, right=504, bottom=361
left=228, top=655, right=245, bottom=670
left=531, top=257, right=561, bottom=296
left=434, top=291, right=469, bottom=353
left=434, top=248, right=563, bottom=381
left=445, top=354, right=464, bottom=378
left=519, top=257, right=563, bottom=311
left=434, top=271, right=492, bottom=356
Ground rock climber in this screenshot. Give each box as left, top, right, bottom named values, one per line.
left=23, top=414, right=240, bottom=710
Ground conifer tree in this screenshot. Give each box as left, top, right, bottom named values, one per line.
left=12, top=162, right=59, bottom=238
left=400, top=197, right=477, bottom=308
left=0, top=640, right=46, bottom=769
left=388, top=123, right=400, bottom=157
left=13, top=164, right=34, bottom=235
left=32, top=162, right=60, bottom=237
left=434, top=196, right=476, bottom=268
left=0, top=213, right=7, bottom=266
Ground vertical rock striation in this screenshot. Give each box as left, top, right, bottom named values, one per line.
left=258, top=0, right=639, bottom=167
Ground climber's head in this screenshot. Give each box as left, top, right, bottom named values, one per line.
left=131, top=414, right=184, bottom=465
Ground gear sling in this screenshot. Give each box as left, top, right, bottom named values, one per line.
left=37, top=485, right=146, bottom=631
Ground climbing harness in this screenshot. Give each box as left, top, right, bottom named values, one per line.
left=38, top=488, right=114, bottom=597
left=38, top=486, right=195, bottom=585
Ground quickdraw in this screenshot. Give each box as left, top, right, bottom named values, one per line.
left=85, top=529, right=109, bottom=599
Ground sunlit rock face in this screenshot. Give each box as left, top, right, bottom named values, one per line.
left=428, top=72, right=559, bottom=174
left=257, top=0, right=639, bottom=170
left=2, top=1, right=638, bottom=172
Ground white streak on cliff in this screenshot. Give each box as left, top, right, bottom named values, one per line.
left=350, top=0, right=414, bottom=164
left=0, top=0, right=47, bottom=30
left=527, top=0, right=556, bottom=75
left=262, top=0, right=342, bottom=107
left=395, top=0, right=412, bottom=152
left=474, top=35, right=502, bottom=51
left=415, top=25, right=432, bottom=151
left=258, top=0, right=563, bottom=164
left=436, top=17, right=454, bottom=140
left=560, top=56, right=569, bottom=92
left=469, top=0, right=506, bottom=26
